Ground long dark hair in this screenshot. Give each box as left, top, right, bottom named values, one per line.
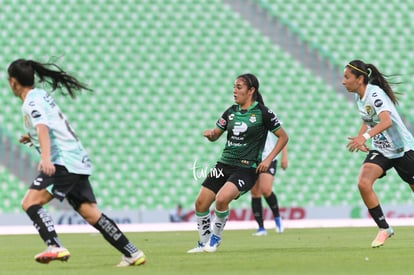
left=8, top=59, right=92, bottom=98
left=237, top=73, right=265, bottom=105
left=346, top=59, right=400, bottom=104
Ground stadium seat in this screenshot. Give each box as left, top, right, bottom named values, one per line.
left=0, top=0, right=413, bottom=214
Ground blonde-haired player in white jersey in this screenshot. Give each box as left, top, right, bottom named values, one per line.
left=251, top=131, right=288, bottom=236
left=343, top=59, right=414, bottom=248
left=8, top=59, right=145, bottom=267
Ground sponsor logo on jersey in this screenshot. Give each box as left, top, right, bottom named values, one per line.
left=30, top=110, right=41, bottom=119
left=82, top=155, right=92, bottom=167
left=228, top=114, right=235, bottom=121
left=218, top=118, right=227, bottom=127
left=232, top=122, right=248, bottom=136
left=271, top=116, right=280, bottom=127
left=373, top=134, right=391, bottom=149
left=241, top=160, right=250, bottom=165
left=374, top=99, right=383, bottom=107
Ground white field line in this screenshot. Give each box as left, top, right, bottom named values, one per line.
left=1, top=218, right=413, bottom=235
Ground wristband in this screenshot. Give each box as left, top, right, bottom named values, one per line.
left=362, top=132, right=370, bottom=140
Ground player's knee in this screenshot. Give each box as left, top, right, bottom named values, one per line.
left=21, top=194, right=41, bottom=211
left=214, top=195, right=232, bottom=211
left=357, top=177, right=374, bottom=192
left=250, top=188, right=261, bottom=197
left=261, top=187, right=272, bottom=197
left=194, top=197, right=209, bottom=212
left=77, top=203, right=101, bottom=224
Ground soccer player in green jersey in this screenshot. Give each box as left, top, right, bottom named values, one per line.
left=187, top=73, right=288, bottom=253
left=7, top=59, right=145, bottom=266
left=343, top=60, right=414, bottom=248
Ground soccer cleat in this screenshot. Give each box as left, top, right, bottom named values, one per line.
left=203, top=234, right=221, bottom=253
left=34, top=246, right=70, bottom=264
left=275, top=217, right=284, bottom=233
left=252, top=228, right=267, bottom=236
left=117, top=250, right=146, bottom=267
left=187, top=241, right=205, bottom=253
left=371, top=227, right=394, bottom=248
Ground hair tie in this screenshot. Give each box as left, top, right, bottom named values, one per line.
left=347, top=63, right=368, bottom=75
left=367, top=68, right=372, bottom=77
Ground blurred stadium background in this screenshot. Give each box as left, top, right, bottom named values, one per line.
left=1, top=0, right=413, bottom=220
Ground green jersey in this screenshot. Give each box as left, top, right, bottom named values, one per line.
left=216, top=101, right=282, bottom=168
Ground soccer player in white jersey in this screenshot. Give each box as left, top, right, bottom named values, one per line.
left=251, top=132, right=288, bottom=236
left=7, top=59, right=146, bottom=266
left=343, top=59, right=414, bottom=248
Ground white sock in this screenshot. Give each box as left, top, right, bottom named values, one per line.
left=212, top=208, right=229, bottom=238
left=196, top=211, right=211, bottom=244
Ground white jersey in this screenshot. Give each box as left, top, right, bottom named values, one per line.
left=22, top=88, right=92, bottom=174
left=261, top=131, right=278, bottom=161
left=355, top=84, right=414, bottom=158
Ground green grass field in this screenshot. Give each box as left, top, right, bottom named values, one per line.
left=1, top=227, right=413, bottom=275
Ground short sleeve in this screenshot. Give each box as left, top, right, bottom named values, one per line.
left=23, top=98, right=49, bottom=127
left=369, top=88, right=392, bottom=115
left=262, top=106, right=282, bottom=132
left=216, top=106, right=232, bottom=131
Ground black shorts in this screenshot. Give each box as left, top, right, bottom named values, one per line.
left=260, top=160, right=277, bottom=176
left=30, top=165, right=97, bottom=210
left=363, top=150, right=414, bottom=184
left=201, top=162, right=259, bottom=196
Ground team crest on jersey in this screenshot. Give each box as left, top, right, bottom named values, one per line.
left=249, top=114, right=256, bottom=123
left=365, top=106, right=373, bottom=116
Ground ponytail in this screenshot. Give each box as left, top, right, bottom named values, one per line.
left=8, top=59, right=92, bottom=99
left=346, top=60, right=400, bottom=104
left=254, top=91, right=264, bottom=105
left=366, top=63, right=400, bottom=104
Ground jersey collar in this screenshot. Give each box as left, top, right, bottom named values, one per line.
left=238, top=101, right=258, bottom=112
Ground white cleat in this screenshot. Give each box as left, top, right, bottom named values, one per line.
left=252, top=228, right=267, bottom=236
left=203, top=234, right=221, bottom=253
left=187, top=241, right=205, bottom=253
left=117, top=250, right=146, bottom=267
